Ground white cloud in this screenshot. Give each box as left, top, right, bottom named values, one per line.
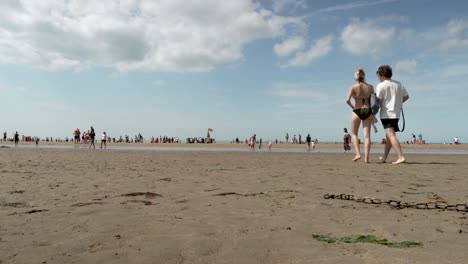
left=341, top=18, right=395, bottom=56
left=153, top=80, right=166, bottom=89
left=282, top=35, right=333, bottom=67
left=373, top=15, right=408, bottom=24
left=273, top=89, right=324, bottom=99
left=0, top=84, right=27, bottom=93
left=271, top=0, right=307, bottom=13
left=274, top=36, right=305, bottom=57
left=35, top=101, right=70, bottom=111
left=395, top=59, right=417, bottom=72
left=304, top=0, right=397, bottom=17
left=447, top=19, right=468, bottom=37
left=439, top=38, right=468, bottom=51
left=441, top=64, right=468, bottom=78
left=398, top=19, right=468, bottom=53
left=279, top=103, right=298, bottom=109
left=0, top=0, right=302, bottom=72
left=440, top=19, right=468, bottom=51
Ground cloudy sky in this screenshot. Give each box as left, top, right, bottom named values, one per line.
left=1, top=0, right=467, bottom=143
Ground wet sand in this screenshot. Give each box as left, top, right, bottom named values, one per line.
left=0, top=148, right=467, bottom=264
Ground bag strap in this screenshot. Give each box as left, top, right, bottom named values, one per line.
left=400, top=108, right=405, bottom=132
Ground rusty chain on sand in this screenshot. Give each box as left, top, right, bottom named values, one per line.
left=323, top=193, right=468, bottom=213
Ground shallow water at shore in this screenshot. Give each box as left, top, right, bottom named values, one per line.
left=5, top=144, right=468, bottom=155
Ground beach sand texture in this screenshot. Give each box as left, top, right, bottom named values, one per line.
left=1, top=148, right=467, bottom=264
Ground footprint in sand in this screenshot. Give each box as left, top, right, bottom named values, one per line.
left=121, top=200, right=153, bottom=206
left=118, top=192, right=162, bottom=206
left=119, top=192, right=162, bottom=199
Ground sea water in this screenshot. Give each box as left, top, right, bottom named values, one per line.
left=7, top=144, right=468, bottom=155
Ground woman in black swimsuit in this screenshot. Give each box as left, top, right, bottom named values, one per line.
left=345, top=67, right=374, bottom=163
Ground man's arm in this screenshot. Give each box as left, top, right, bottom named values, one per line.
left=403, top=95, right=409, bottom=103
left=402, top=84, right=409, bottom=103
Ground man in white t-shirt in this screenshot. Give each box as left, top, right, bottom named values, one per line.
left=375, top=65, right=409, bottom=164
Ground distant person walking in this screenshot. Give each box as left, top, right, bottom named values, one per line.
left=14, top=131, right=19, bottom=146
left=375, top=65, right=409, bottom=164
left=346, top=67, right=374, bottom=163
left=101, top=131, right=107, bottom=149
left=285, top=133, right=289, bottom=144
left=3, top=132, right=6, bottom=141
left=73, top=128, right=81, bottom=144
left=306, top=134, right=312, bottom=150
left=89, top=126, right=96, bottom=149
left=82, top=130, right=86, bottom=144
left=343, top=128, right=351, bottom=152
left=250, top=134, right=256, bottom=150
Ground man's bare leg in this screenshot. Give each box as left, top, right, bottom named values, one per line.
left=385, top=128, right=405, bottom=164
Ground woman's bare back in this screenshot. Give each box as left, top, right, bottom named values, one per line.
left=352, top=82, right=373, bottom=109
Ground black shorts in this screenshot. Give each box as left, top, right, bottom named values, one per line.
left=381, top=118, right=400, bottom=132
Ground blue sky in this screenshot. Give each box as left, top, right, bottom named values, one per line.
left=1, top=0, right=467, bottom=143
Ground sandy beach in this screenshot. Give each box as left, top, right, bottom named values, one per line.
left=1, top=147, right=467, bottom=264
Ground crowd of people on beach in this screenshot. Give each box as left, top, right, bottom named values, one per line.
left=231, top=132, right=318, bottom=151
left=407, top=133, right=425, bottom=145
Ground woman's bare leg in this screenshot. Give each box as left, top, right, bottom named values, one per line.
left=350, top=113, right=361, bottom=161
left=362, top=116, right=373, bottom=163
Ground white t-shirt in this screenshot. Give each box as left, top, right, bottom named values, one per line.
left=376, top=79, right=408, bottom=119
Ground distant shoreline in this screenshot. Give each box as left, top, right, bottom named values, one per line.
left=2, top=141, right=467, bottom=150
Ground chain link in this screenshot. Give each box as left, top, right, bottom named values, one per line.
left=323, top=193, right=468, bottom=213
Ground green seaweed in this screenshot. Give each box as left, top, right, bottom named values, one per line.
left=312, top=234, right=422, bottom=248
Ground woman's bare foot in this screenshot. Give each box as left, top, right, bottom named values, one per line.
left=353, top=156, right=361, bottom=162
left=392, top=157, right=406, bottom=164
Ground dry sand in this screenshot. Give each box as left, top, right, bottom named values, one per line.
left=0, top=147, right=467, bottom=264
